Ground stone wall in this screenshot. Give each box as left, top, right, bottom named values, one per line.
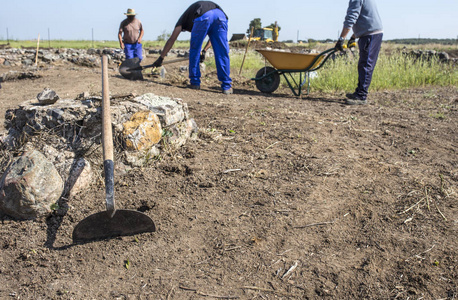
left=3, top=92, right=197, bottom=156
left=403, top=50, right=457, bottom=64
left=0, top=48, right=196, bottom=68
left=0, top=48, right=124, bottom=67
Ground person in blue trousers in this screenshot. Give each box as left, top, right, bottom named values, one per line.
left=152, top=1, right=232, bottom=94
left=335, top=0, right=383, bottom=105
left=118, top=8, right=144, bottom=61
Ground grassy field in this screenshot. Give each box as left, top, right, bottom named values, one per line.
left=204, top=53, right=457, bottom=92
left=2, top=39, right=456, bottom=91
left=312, top=52, right=458, bottom=92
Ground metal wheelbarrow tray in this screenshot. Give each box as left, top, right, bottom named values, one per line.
left=252, top=48, right=337, bottom=96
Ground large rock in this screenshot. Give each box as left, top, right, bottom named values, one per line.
left=0, top=150, right=64, bottom=219
left=123, top=111, right=162, bottom=151
left=64, top=158, right=93, bottom=197
left=41, top=145, right=92, bottom=196
left=133, top=93, right=189, bottom=126
left=165, top=118, right=198, bottom=147
left=37, top=88, right=60, bottom=105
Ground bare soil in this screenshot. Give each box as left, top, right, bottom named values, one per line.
left=0, top=53, right=457, bottom=299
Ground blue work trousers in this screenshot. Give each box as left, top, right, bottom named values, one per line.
left=190, top=9, right=232, bottom=90
left=124, top=42, right=143, bottom=61
left=355, top=33, right=383, bottom=99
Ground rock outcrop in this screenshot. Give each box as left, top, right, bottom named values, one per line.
left=0, top=150, right=64, bottom=219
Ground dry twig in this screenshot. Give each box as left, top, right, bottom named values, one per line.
left=425, top=187, right=431, bottom=211
left=399, top=198, right=425, bottom=214
left=405, top=244, right=436, bottom=262
left=242, top=286, right=302, bottom=298
left=224, top=246, right=242, bottom=251
left=265, top=141, right=280, bottom=150
left=276, top=249, right=292, bottom=256
left=223, top=169, right=242, bottom=174
left=179, top=285, right=239, bottom=299
left=434, top=199, right=447, bottom=221
left=166, top=286, right=175, bottom=300
left=293, top=220, right=336, bottom=229
left=281, top=261, right=299, bottom=280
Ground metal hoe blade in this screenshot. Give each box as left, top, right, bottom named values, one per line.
left=119, top=57, right=144, bottom=80
left=72, top=210, right=156, bottom=243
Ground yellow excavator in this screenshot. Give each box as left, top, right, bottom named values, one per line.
left=250, top=22, right=279, bottom=42
left=251, top=28, right=274, bottom=42
left=229, top=21, right=279, bottom=43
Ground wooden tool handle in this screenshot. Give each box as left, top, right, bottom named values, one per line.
left=239, top=27, right=254, bottom=75
left=101, top=55, right=115, bottom=214
left=101, top=55, right=113, bottom=161
left=139, top=57, right=189, bottom=70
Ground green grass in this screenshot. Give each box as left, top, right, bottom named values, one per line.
left=205, top=51, right=266, bottom=77
left=312, top=53, right=457, bottom=92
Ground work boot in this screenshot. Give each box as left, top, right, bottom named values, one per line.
left=222, top=88, right=233, bottom=95
left=345, top=93, right=367, bottom=105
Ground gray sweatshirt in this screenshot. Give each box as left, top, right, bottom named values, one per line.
left=344, top=0, right=383, bottom=38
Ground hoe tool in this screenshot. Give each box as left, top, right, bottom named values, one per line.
left=119, top=57, right=189, bottom=80
left=73, top=55, right=155, bottom=243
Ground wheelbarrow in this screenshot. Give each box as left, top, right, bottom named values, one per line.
left=252, top=48, right=337, bottom=96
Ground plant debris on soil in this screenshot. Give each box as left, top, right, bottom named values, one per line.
left=0, top=50, right=457, bottom=299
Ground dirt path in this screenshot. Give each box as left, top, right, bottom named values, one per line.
left=0, top=60, right=457, bottom=299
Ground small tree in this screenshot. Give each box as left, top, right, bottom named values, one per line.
left=247, top=18, right=262, bottom=35
left=157, top=30, right=171, bottom=41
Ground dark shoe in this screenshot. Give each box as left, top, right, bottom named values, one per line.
left=345, top=93, right=367, bottom=105
left=188, top=85, right=200, bottom=90
left=345, top=98, right=367, bottom=105
left=222, top=88, right=233, bottom=95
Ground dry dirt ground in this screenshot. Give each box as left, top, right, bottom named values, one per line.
left=0, top=53, right=457, bottom=299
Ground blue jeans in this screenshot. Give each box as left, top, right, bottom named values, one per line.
left=190, top=9, right=232, bottom=90
left=124, top=42, right=143, bottom=61
left=355, top=33, right=383, bottom=99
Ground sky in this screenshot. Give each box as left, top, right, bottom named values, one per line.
left=1, top=0, right=457, bottom=42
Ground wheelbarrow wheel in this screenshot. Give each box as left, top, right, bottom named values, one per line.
left=255, top=67, right=280, bottom=93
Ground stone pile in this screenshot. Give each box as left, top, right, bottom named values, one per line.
left=148, top=49, right=191, bottom=57
left=404, top=49, right=457, bottom=64
left=0, top=48, right=124, bottom=67
left=0, top=93, right=198, bottom=220
left=0, top=70, right=41, bottom=84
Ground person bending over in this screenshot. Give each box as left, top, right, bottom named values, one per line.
left=152, top=1, right=232, bottom=94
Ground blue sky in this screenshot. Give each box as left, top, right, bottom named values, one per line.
left=1, top=0, right=457, bottom=42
